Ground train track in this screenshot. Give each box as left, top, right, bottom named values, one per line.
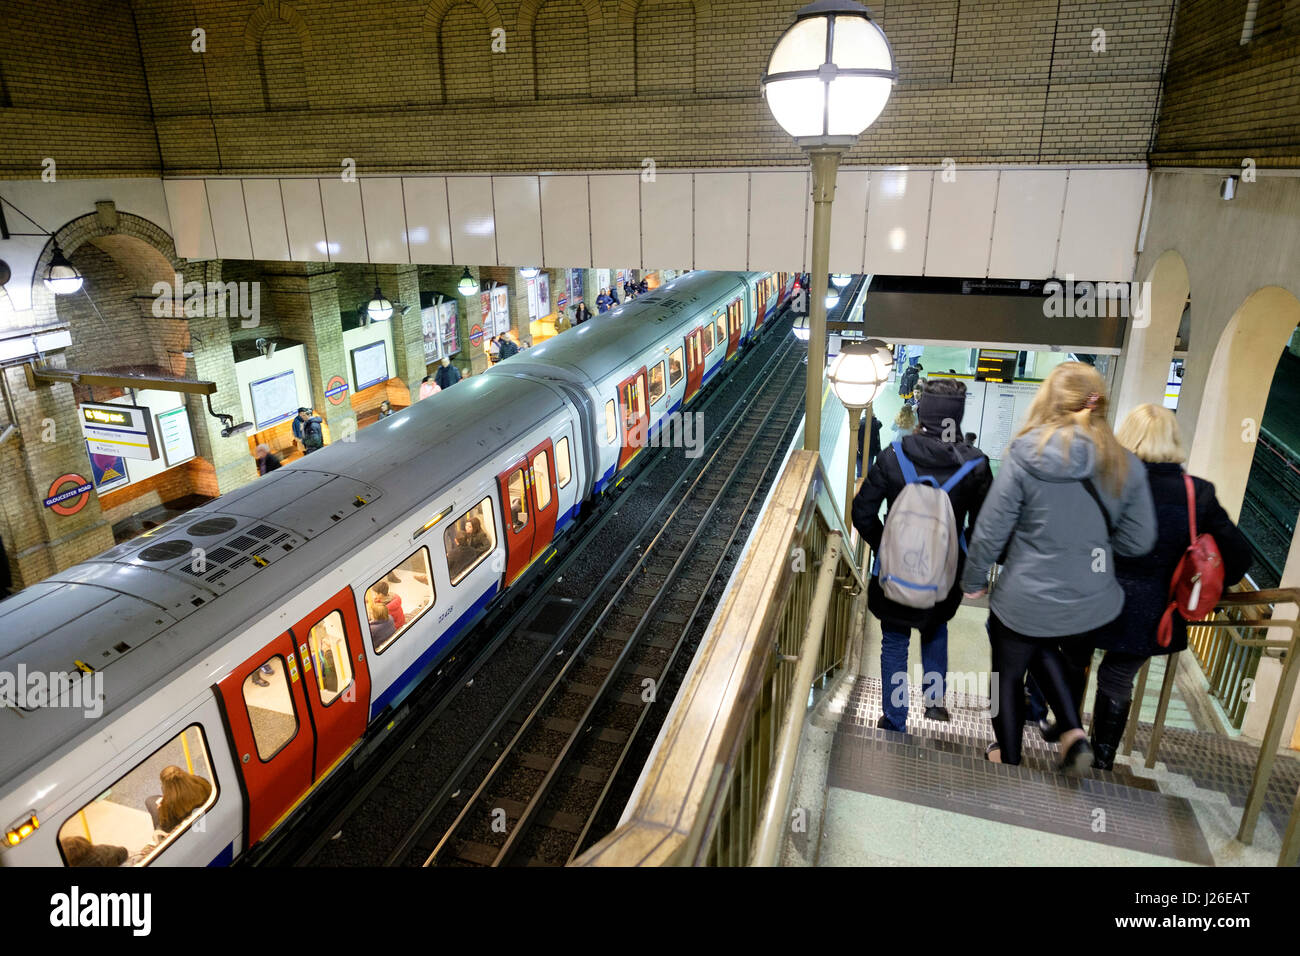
left=399, top=335, right=807, bottom=867
left=260, top=311, right=800, bottom=866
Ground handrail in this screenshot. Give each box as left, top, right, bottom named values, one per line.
left=1128, top=584, right=1299, bottom=867
left=572, top=450, right=864, bottom=866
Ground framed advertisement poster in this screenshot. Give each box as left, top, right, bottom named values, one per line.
left=526, top=278, right=538, bottom=320
left=480, top=289, right=492, bottom=333
left=536, top=273, right=550, bottom=318
left=438, top=299, right=459, bottom=355
left=88, top=447, right=130, bottom=493
left=491, top=285, right=510, bottom=334
left=421, top=305, right=442, bottom=364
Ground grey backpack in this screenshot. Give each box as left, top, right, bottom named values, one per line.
left=876, top=441, right=979, bottom=608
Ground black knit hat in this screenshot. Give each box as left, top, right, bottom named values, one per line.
left=917, top=382, right=964, bottom=436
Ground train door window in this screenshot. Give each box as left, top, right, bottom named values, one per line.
left=648, top=362, right=665, bottom=405
left=717, top=316, right=726, bottom=341
left=57, top=724, right=218, bottom=867
left=445, top=498, right=498, bottom=584
left=702, top=323, right=714, bottom=354
left=243, top=656, right=298, bottom=761
left=556, top=436, right=572, bottom=488
left=605, top=399, right=617, bottom=443
left=365, top=548, right=436, bottom=653
left=506, top=468, right=529, bottom=531
left=532, top=451, right=552, bottom=510
left=620, top=377, right=645, bottom=426
left=305, top=610, right=354, bottom=706
left=668, top=348, right=684, bottom=385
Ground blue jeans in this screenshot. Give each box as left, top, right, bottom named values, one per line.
left=880, top=621, right=948, bottom=731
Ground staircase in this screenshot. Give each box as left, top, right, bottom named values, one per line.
left=793, top=676, right=1300, bottom=867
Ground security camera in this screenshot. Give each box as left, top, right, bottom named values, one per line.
left=1220, top=176, right=1239, bottom=200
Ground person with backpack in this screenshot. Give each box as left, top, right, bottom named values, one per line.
left=897, top=362, right=922, bottom=405
left=292, top=407, right=324, bottom=455
left=497, top=334, right=520, bottom=360
left=852, top=379, right=992, bottom=731
left=960, top=363, right=1157, bottom=773
left=1087, top=404, right=1251, bottom=769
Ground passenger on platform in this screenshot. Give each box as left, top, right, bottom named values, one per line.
left=488, top=335, right=501, bottom=363
left=1086, top=404, right=1252, bottom=770
left=254, top=443, right=282, bottom=476
left=596, top=289, right=613, bottom=313
left=293, top=408, right=324, bottom=455
left=371, top=580, right=406, bottom=629
left=964, top=432, right=978, bottom=447
left=434, top=357, right=461, bottom=390
left=498, top=335, right=520, bottom=360
left=574, top=302, right=592, bottom=324
left=639, top=278, right=649, bottom=295
left=890, top=405, right=916, bottom=443
left=368, top=601, right=396, bottom=644
left=897, top=362, right=922, bottom=405
left=419, top=375, right=441, bottom=400
left=856, top=411, right=882, bottom=479
left=852, top=379, right=992, bottom=732
left=608, top=286, right=620, bottom=306
left=378, top=400, right=395, bottom=419
left=960, top=362, right=1157, bottom=772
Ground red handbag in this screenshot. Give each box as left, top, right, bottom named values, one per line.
left=1157, top=474, right=1224, bottom=647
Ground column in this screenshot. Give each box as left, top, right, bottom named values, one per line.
left=376, top=263, right=426, bottom=398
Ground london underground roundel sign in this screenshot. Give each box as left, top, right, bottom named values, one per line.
left=325, top=376, right=349, bottom=405
left=45, top=473, right=94, bottom=516
left=469, top=324, right=484, bottom=348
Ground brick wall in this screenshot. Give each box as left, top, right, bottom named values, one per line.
left=1153, top=0, right=1300, bottom=167
left=0, top=0, right=1177, bottom=178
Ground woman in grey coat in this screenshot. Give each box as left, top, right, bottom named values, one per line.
left=960, top=362, right=1157, bottom=772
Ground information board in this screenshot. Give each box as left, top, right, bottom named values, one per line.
left=351, top=340, right=389, bottom=392
left=250, top=369, right=300, bottom=430
left=155, top=406, right=196, bottom=467
left=79, top=403, right=159, bottom=461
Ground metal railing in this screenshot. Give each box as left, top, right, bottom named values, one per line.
left=572, top=450, right=865, bottom=867
left=1121, top=585, right=1300, bottom=867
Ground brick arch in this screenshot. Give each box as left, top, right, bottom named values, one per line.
left=243, top=0, right=314, bottom=53
left=424, top=0, right=507, bottom=104
left=615, top=0, right=711, bottom=30
left=519, top=0, right=602, bottom=99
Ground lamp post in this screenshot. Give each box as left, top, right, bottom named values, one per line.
left=44, top=242, right=84, bottom=295
left=762, top=0, right=895, bottom=455
left=827, top=337, right=893, bottom=531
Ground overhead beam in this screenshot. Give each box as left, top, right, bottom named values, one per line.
left=23, top=365, right=218, bottom=394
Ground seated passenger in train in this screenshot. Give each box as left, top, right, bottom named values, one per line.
left=61, top=835, right=129, bottom=867
left=369, top=601, right=396, bottom=644
left=668, top=354, right=682, bottom=382
left=370, top=580, right=405, bottom=629
left=464, top=516, right=491, bottom=554
left=510, top=497, right=527, bottom=531
left=145, top=766, right=214, bottom=833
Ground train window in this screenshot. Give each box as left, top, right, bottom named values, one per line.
left=556, top=436, right=572, bottom=488
left=305, top=610, right=354, bottom=706
left=702, top=323, right=714, bottom=354
left=506, top=469, right=529, bottom=531
left=366, top=549, right=435, bottom=653
left=668, top=348, right=683, bottom=385
left=717, top=316, right=726, bottom=342
left=58, top=724, right=218, bottom=867
left=243, top=656, right=298, bottom=762
left=649, top=362, right=665, bottom=405
left=533, top=452, right=552, bottom=510
left=445, top=498, right=497, bottom=585
left=605, top=399, right=617, bottom=443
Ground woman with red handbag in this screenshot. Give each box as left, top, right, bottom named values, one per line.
left=1091, top=404, right=1252, bottom=769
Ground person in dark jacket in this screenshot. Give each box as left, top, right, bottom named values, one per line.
left=596, top=289, right=613, bottom=313
left=1087, top=404, right=1252, bottom=769
left=434, top=356, right=461, bottom=390
left=573, top=302, right=592, bottom=324
left=897, top=363, right=922, bottom=405
left=961, top=362, right=1157, bottom=772
left=497, top=335, right=520, bottom=360
left=852, top=379, right=993, bottom=731
left=856, top=412, right=882, bottom=479
left=292, top=408, right=324, bottom=454
left=254, top=443, right=282, bottom=475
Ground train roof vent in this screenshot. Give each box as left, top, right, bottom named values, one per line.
left=189, top=516, right=239, bottom=536
left=138, top=539, right=194, bottom=563
left=163, top=518, right=302, bottom=593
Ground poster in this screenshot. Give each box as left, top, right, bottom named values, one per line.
left=526, top=278, right=538, bottom=320
left=491, top=285, right=510, bottom=334
left=421, top=304, right=442, bottom=364
left=88, top=448, right=130, bottom=493
left=480, top=290, right=492, bottom=333
left=535, top=273, right=550, bottom=318
left=438, top=299, right=459, bottom=355
left=596, top=269, right=610, bottom=293
left=568, top=268, right=584, bottom=304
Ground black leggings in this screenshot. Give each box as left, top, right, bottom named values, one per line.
left=1095, top=651, right=1148, bottom=702
left=989, top=614, right=1094, bottom=765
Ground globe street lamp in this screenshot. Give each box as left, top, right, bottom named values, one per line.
left=827, top=337, right=893, bottom=530
left=366, top=285, right=393, bottom=323
left=831, top=273, right=852, bottom=288
left=457, top=267, right=479, bottom=296
left=762, top=0, right=895, bottom=454
left=44, top=243, right=84, bottom=295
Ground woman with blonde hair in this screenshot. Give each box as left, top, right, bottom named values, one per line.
left=891, top=404, right=916, bottom=442
left=1087, top=404, right=1251, bottom=769
left=156, top=766, right=212, bottom=831
left=960, top=362, right=1157, bottom=771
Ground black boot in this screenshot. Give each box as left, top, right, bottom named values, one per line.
left=1090, top=692, right=1130, bottom=771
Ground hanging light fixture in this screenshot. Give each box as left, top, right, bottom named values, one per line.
left=792, top=308, right=811, bottom=342
left=831, top=273, right=852, bottom=288
left=365, top=268, right=393, bottom=322
left=457, top=267, right=479, bottom=296
left=44, top=243, right=83, bottom=295
left=825, top=289, right=840, bottom=310
left=518, top=266, right=540, bottom=279
left=827, top=337, right=894, bottom=409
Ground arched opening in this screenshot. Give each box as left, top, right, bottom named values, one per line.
left=1113, top=248, right=1189, bottom=423
left=259, top=20, right=309, bottom=110
left=634, top=0, right=695, bottom=95
left=441, top=2, right=494, bottom=103
left=1185, top=286, right=1300, bottom=526
left=534, top=0, right=590, bottom=98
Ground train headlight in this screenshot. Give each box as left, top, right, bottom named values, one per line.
left=4, top=813, right=39, bottom=847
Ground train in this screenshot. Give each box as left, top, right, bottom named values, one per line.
left=0, top=269, right=797, bottom=867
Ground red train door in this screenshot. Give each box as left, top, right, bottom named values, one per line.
left=726, top=298, right=742, bottom=357
left=498, top=459, right=535, bottom=585
left=287, top=587, right=371, bottom=780
left=526, top=439, right=558, bottom=560
left=684, top=328, right=704, bottom=403
left=617, top=368, right=649, bottom=469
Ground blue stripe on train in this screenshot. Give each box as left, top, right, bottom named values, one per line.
left=591, top=462, right=618, bottom=495
left=207, top=842, right=235, bottom=867
left=369, top=581, right=500, bottom=718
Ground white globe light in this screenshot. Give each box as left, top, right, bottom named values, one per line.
left=44, top=245, right=84, bottom=295
left=519, top=266, right=540, bottom=279
left=366, top=287, right=393, bottom=322
left=828, top=337, right=894, bottom=408
left=825, top=290, right=840, bottom=309
left=457, top=267, right=478, bottom=296
left=762, top=2, right=896, bottom=147
left=792, top=309, right=811, bottom=342
left=831, top=273, right=852, bottom=288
